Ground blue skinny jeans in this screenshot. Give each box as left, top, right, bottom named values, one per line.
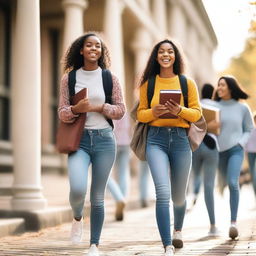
left=107, top=145, right=130, bottom=201
left=68, top=128, right=116, bottom=245
left=139, top=161, right=150, bottom=202
left=219, top=144, right=244, bottom=222
left=146, top=126, right=192, bottom=247
left=192, top=142, right=219, bottom=225
left=247, top=152, right=256, bottom=196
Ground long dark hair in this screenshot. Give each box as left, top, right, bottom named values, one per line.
left=202, top=83, right=214, bottom=99
left=214, top=75, right=248, bottom=101
left=63, top=33, right=111, bottom=72
left=139, top=39, right=185, bottom=86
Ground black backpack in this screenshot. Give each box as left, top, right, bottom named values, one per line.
left=68, top=69, right=113, bottom=128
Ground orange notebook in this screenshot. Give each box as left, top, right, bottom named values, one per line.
left=159, top=90, right=181, bottom=119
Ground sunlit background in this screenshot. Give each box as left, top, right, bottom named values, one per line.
left=0, top=0, right=256, bottom=240
left=203, top=0, right=256, bottom=111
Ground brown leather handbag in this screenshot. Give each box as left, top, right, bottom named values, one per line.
left=56, top=88, right=87, bottom=154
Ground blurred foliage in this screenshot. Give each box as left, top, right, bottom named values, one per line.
left=221, top=22, right=256, bottom=112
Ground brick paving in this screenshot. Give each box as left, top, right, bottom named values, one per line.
left=0, top=173, right=256, bottom=256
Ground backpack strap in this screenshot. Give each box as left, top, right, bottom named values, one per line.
left=68, top=69, right=77, bottom=97
left=102, top=69, right=113, bottom=104
left=147, top=75, right=188, bottom=109
left=68, top=68, right=114, bottom=128
left=178, top=74, right=188, bottom=108
left=102, top=69, right=114, bottom=128
left=147, top=76, right=156, bottom=108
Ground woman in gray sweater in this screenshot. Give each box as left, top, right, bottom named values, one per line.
left=214, top=75, right=253, bottom=240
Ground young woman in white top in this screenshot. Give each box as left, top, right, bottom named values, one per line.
left=58, top=33, right=125, bottom=256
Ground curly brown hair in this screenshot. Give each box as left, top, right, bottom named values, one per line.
left=63, top=33, right=111, bottom=72
left=139, top=39, right=185, bottom=86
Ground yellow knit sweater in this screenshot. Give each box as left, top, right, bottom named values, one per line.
left=137, top=75, right=202, bottom=128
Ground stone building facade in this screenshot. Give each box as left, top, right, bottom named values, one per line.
left=0, top=0, right=217, bottom=210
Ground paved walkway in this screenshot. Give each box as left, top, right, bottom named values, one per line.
left=0, top=173, right=256, bottom=255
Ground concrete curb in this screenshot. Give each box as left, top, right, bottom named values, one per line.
left=0, top=206, right=72, bottom=232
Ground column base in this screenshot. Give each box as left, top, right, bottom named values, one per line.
left=11, top=198, right=47, bottom=211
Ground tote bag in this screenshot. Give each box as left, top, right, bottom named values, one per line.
left=187, top=116, right=207, bottom=152
left=56, top=88, right=87, bottom=154
left=130, top=101, right=148, bottom=161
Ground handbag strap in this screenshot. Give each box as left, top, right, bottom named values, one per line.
left=178, top=74, right=188, bottom=108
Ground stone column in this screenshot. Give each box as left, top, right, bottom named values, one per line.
left=103, top=0, right=125, bottom=92
left=152, top=0, right=167, bottom=36
left=62, top=0, right=88, bottom=53
left=168, top=3, right=186, bottom=46
left=11, top=0, right=47, bottom=210
left=137, top=0, right=150, bottom=11
left=131, top=28, right=153, bottom=81
left=130, top=28, right=152, bottom=104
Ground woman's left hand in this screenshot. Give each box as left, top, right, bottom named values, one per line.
left=165, top=99, right=181, bottom=116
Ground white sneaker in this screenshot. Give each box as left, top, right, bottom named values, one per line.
left=87, top=244, right=99, bottom=256
left=229, top=223, right=238, bottom=240
left=70, top=218, right=83, bottom=244
left=208, top=225, right=220, bottom=237
left=164, top=245, right=175, bottom=255
left=172, top=230, right=183, bottom=248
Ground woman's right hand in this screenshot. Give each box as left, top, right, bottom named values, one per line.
left=71, top=98, right=90, bottom=114
left=152, top=104, right=169, bottom=118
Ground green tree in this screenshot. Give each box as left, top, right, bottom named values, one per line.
left=223, top=23, right=256, bottom=112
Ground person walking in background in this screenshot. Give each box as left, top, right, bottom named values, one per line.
left=214, top=75, right=253, bottom=240
left=139, top=161, right=150, bottom=208
left=136, top=39, right=202, bottom=255
left=245, top=113, right=256, bottom=201
left=58, top=33, right=125, bottom=256
left=107, top=113, right=131, bottom=221
left=191, top=83, right=220, bottom=237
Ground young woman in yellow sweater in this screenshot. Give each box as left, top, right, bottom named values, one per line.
left=137, top=39, right=201, bottom=256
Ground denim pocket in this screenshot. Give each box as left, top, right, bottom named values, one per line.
left=100, top=130, right=114, bottom=139
left=148, top=127, right=159, bottom=139
left=177, top=127, right=188, bottom=139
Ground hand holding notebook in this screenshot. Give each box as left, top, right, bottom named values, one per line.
left=159, top=89, right=181, bottom=119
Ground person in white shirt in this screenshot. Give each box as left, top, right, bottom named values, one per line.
left=58, top=33, right=125, bottom=256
